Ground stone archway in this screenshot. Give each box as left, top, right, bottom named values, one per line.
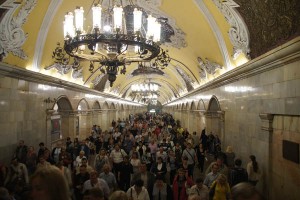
left=76, top=99, right=91, bottom=139
left=205, top=95, right=225, bottom=148
left=46, top=96, right=73, bottom=148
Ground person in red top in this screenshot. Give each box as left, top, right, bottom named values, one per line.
left=154, top=125, right=161, bottom=137
left=172, top=168, right=194, bottom=200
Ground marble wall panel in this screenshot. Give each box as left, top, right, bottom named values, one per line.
left=0, top=88, right=10, bottom=100
left=285, top=97, right=300, bottom=115
left=283, top=61, right=300, bottom=81
left=0, top=77, right=12, bottom=88
left=260, top=67, right=284, bottom=86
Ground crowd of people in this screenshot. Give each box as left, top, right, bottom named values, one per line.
left=0, top=112, right=263, bottom=200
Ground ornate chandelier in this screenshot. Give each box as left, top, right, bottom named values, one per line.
left=52, top=0, right=170, bottom=86
left=130, top=80, right=160, bottom=104
left=131, top=82, right=159, bottom=92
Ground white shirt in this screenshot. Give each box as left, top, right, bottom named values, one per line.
left=110, top=149, right=127, bottom=163
left=126, top=186, right=150, bottom=200
left=83, top=178, right=110, bottom=197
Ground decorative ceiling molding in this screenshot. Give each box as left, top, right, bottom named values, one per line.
left=197, top=57, right=223, bottom=76
left=72, top=68, right=83, bottom=80
left=44, top=63, right=83, bottom=80
left=175, top=66, right=196, bottom=91
left=136, top=0, right=187, bottom=48
left=194, top=0, right=231, bottom=68
left=32, top=0, right=63, bottom=71
left=212, top=0, right=250, bottom=59
left=0, top=0, right=37, bottom=60
left=44, top=63, right=71, bottom=75
left=92, top=74, right=105, bottom=87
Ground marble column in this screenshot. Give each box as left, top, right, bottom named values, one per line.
left=259, top=113, right=274, bottom=200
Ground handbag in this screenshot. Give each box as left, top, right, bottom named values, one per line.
left=185, top=181, right=191, bottom=195
left=209, top=182, right=216, bottom=200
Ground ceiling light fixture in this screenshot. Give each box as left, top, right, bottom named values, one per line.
left=51, top=0, right=170, bottom=87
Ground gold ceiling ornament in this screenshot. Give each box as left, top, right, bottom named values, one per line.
left=51, top=0, right=170, bottom=87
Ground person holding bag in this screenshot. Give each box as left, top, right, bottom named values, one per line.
left=209, top=174, right=231, bottom=200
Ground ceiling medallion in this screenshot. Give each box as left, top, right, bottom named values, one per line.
left=49, top=0, right=171, bottom=87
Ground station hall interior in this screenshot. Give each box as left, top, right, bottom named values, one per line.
left=0, top=0, right=300, bottom=199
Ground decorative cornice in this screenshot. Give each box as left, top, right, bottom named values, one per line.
left=0, top=0, right=37, bottom=60
left=166, top=36, right=300, bottom=105
left=212, top=0, right=250, bottom=59
left=0, top=62, right=139, bottom=105
left=194, top=0, right=231, bottom=68
left=32, top=0, right=63, bottom=71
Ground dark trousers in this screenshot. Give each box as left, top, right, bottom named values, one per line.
left=188, top=164, right=195, bottom=177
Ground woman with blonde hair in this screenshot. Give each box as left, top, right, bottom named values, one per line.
left=209, top=174, right=231, bottom=200
left=31, top=165, right=70, bottom=200
left=225, top=146, right=235, bottom=168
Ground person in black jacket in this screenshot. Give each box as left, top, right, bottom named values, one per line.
left=151, top=157, right=167, bottom=178
left=74, top=164, right=90, bottom=200
left=119, top=155, right=133, bottom=191
left=229, top=158, right=248, bottom=187
left=152, top=175, right=173, bottom=200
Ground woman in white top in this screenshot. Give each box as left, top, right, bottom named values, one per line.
left=247, top=155, right=261, bottom=186
left=126, top=179, right=150, bottom=200
left=131, top=152, right=141, bottom=174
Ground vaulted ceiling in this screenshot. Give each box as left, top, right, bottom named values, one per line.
left=1, top=0, right=299, bottom=105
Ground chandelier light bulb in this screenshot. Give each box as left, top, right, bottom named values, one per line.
left=103, top=25, right=112, bottom=32
left=147, top=15, right=156, bottom=40
left=74, top=7, right=84, bottom=32
left=92, top=4, right=102, bottom=30
left=64, top=12, right=75, bottom=38
left=133, top=8, right=142, bottom=33
left=113, top=6, right=123, bottom=31
left=153, top=21, right=161, bottom=42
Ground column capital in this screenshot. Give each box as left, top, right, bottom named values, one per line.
left=259, top=113, right=274, bottom=132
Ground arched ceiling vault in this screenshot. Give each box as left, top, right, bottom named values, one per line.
left=1, top=0, right=299, bottom=105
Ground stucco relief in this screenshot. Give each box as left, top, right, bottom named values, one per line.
left=44, top=63, right=72, bottom=75
left=0, top=0, right=37, bottom=60
left=136, top=0, right=187, bottom=48
left=212, top=0, right=250, bottom=59
left=197, top=57, right=223, bottom=76
left=175, top=66, right=196, bottom=92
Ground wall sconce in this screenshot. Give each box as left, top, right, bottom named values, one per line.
left=43, top=97, right=56, bottom=112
